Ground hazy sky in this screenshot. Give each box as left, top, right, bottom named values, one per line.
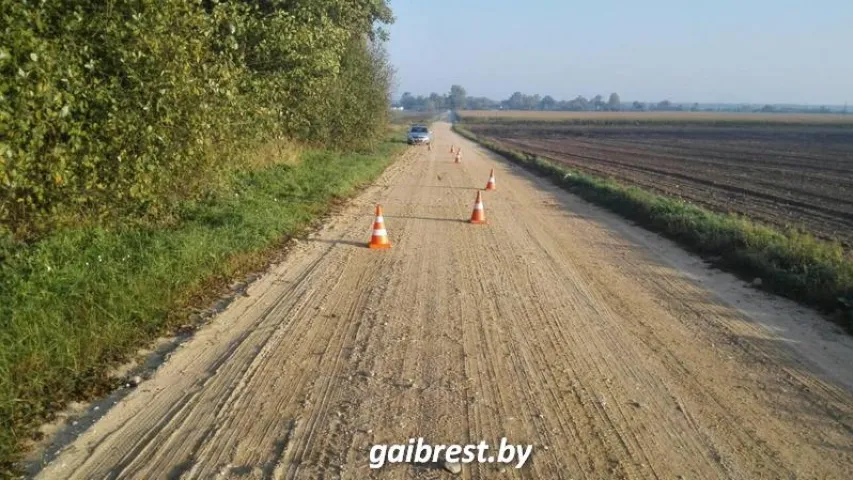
left=387, top=0, right=852, bottom=105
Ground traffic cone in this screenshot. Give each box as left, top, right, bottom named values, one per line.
left=485, top=169, right=496, bottom=191
left=368, top=205, right=391, bottom=249
left=469, top=191, right=486, bottom=224
left=455, top=151, right=462, bottom=163
left=450, top=145, right=455, bottom=154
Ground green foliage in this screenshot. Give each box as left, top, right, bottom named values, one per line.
left=390, top=110, right=439, bottom=126
left=0, top=0, right=394, bottom=238
left=454, top=125, right=853, bottom=327
left=504, top=91, right=542, bottom=110
left=398, top=91, right=457, bottom=112
left=449, top=84, right=467, bottom=110
left=0, top=0, right=396, bottom=469
left=607, top=93, right=621, bottom=111
left=0, top=134, right=403, bottom=472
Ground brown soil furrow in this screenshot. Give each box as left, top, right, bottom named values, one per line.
left=503, top=137, right=853, bottom=218
left=558, top=137, right=853, bottom=201
left=592, top=136, right=853, bottom=175
left=493, top=136, right=853, bottom=245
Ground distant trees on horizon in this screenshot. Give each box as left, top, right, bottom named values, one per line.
left=395, top=86, right=847, bottom=114
left=398, top=88, right=631, bottom=112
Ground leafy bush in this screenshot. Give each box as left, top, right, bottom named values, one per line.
left=0, top=134, right=403, bottom=473
left=0, top=1, right=397, bottom=470
left=0, top=0, right=394, bottom=238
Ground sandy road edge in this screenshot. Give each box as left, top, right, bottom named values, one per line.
left=450, top=123, right=853, bottom=391
left=20, top=143, right=417, bottom=476
left=452, top=123, right=853, bottom=335
left=29, top=122, right=853, bottom=480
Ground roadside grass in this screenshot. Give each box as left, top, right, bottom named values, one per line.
left=454, top=125, right=853, bottom=329
left=0, top=135, right=404, bottom=473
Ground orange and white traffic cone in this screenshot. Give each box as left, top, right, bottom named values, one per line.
left=469, top=191, right=486, bottom=224
left=485, top=169, right=496, bottom=190
left=368, top=205, right=391, bottom=249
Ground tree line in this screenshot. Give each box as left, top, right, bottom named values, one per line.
left=399, top=86, right=637, bottom=112
left=399, top=87, right=703, bottom=112
left=1, top=0, right=395, bottom=238
left=397, top=86, right=848, bottom=114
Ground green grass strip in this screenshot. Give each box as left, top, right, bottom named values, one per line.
left=0, top=137, right=405, bottom=472
left=453, top=124, right=853, bottom=328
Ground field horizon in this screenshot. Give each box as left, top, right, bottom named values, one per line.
left=458, top=110, right=853, bottom=125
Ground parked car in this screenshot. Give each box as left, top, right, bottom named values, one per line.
left=407, top=124, right=431, bottom=145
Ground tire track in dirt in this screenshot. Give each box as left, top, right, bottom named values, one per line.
left=466, top=172, right=730, bottom=479
left=35, top=124, right=853, bottom=479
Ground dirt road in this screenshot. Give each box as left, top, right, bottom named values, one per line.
left=35, top=123, right=853, bottom=479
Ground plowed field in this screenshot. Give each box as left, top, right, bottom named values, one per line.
left=467, top=123, right=853, bottom=246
